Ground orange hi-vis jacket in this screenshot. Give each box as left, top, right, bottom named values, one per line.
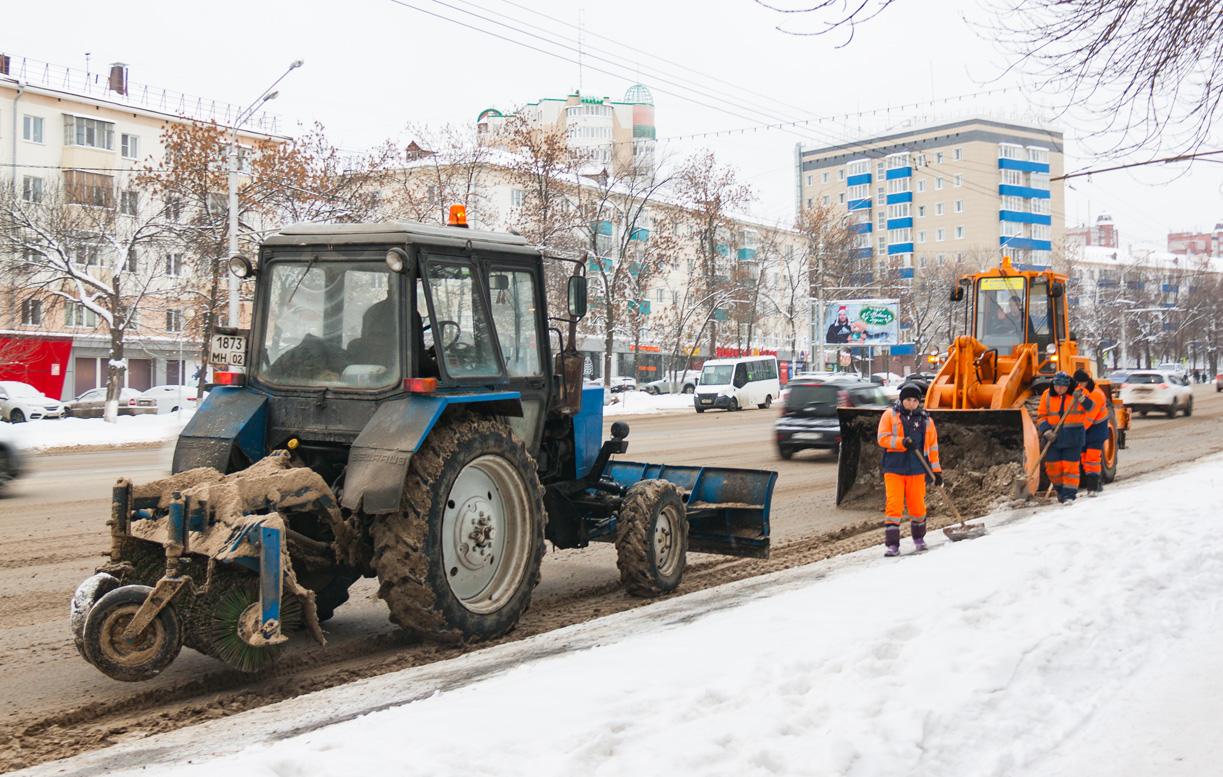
left=1038, top=389, right=1096, bottom=448
left=1083, top=386, right=1109, bottom=444
left=877, top=404, right=942, bottom=477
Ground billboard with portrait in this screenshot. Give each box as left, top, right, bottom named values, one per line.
left=822, top=299, right=899, bottom=346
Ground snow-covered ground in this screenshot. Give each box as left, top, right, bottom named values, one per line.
left=2, top=411, right=196, bottom=452
left=28, top=454, right=1223, bottom=777
left=602, top=389, right=697, bottom=416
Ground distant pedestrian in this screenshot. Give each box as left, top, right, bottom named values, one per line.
left=1074, top=368, right=1109, bottom=495
left=877, top=383, right=942, bottom=556
left=1038, top=371, right=1096, bottom=503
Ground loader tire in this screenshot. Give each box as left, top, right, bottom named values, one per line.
left=82, top=585, right=183, bottom=682
left=615, top=479, right=687, bottom=597
left=1101, top=407, right=1119, bottom=485
left=371, top=415, right=545, bottom=643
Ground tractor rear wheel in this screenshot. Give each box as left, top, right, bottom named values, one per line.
left=615, top=479, right=687, bottom=597
left=81, top=585, right=183, bottom=681
left=371, top=416, right=545, bottom=642
left=1101, top=408, right=1119, bottom=484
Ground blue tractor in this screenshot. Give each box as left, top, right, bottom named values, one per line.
left=71, top=218, right=776, bottom=681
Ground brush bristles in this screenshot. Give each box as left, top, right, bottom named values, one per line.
left=210, top=583, right=303, bottom=672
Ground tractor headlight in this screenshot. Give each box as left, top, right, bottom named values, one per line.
left=385, top=248, right=408, bottom=273
left=228, top=255, right=255, bottom=279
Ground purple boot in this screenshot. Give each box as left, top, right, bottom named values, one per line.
left=884, top=526, right=901, bottom=557
left=912, top=520, right=928, bottom=552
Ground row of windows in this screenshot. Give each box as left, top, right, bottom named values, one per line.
left=19, top=298, right=187, bottom=333
left=1000, top=223, right=1052, bottom=240
left=899, top=226, right=967, bottom=243
left=998, top=144, right=1049, bottom=163
left=1000, top=169, right=1050, bottom=189
left=17, top=114, right=140, bottom=157
left=811, top=147, right=967, bottom=185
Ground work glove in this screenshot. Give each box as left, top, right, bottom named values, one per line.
left=1072, top=387, right=1085, bottom=401
left=902, top=436, right=917, bottom=450
left=1043, top=429, right=1057, bottom=443
left=934, top=473, right=944, bottom=488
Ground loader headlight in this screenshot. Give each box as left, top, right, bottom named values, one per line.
left=385, top=248, right=408, bottom=273
left=228, top=255, right=255, bottom=279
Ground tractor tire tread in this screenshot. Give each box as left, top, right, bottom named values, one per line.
left=370, top=414, right=544, bottom=643
left=615, top=479, right=687, bottom=597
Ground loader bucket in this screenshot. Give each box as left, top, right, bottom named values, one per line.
left=605, top=461, right=775, bottom=559
left=836, top=407, right=1038, bottom=513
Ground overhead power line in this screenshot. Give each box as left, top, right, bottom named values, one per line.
left=1056, top=149, right=1223, bottom=181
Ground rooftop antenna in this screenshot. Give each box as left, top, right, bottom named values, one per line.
left=85, top=51, right=91, bottom=79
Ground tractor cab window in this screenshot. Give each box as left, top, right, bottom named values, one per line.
left=975, top=276, right=1028, bottom=350
left=423, top=261, right=500, bottom=379
left=259, top=258, right=401, bottom=389
left=488, top=269, right=544, bottom=377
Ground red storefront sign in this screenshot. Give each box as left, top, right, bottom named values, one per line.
left=0, top=337, right=73, bottom=398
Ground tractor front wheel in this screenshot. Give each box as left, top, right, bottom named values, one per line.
left=615, top=480, right=688, bottom=597
left=81, top=585, right=183, bottom=681
left=372, top=416, right=545, bottom=642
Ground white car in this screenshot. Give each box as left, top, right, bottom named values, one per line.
left=870, top=372, right=905, bottom=387
left=642, top=370, right=701, bottom=395
left=0, top=381, right=66, bottom=423
left=133, top=385, right=209, bottom=414
left=1119, top=370, right=1194, bottom=418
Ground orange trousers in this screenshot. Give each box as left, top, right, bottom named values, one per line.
left=1044, top=459, right=1081, bottom=489
left=884, top=472, right=927, bottom=526
left=1080, top=443, right=1103, bottom=476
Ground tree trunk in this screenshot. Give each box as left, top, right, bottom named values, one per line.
left=104, top=322, right=126, bottom=424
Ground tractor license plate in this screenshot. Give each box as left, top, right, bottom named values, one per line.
left=793, top=432, right=825, bottom=441
left=210, top=333, right=248, bottom=366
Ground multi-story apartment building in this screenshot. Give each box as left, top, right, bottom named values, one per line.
left=0, top=54, right=283, bottom=400
left=476, top=84, right=657, bottom=175
left=796, top=117, right=1065, bottom=278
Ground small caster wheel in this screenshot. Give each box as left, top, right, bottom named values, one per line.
left=70, top=572, right=121, bottom=662
left=82, top=585, right=183, bottom=681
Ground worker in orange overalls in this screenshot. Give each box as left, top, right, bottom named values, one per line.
left=877, top=383, right=942, bottom=556
left=1074, top=368, right=1109, bottom=496
left=1037, top=371, right=1096, bottom=503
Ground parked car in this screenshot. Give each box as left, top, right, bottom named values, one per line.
left=642, top=370, right=700, bottom=395
left=1155, top=362, right=1188, bottom=379
left=1106, top=369, right=1133, bottom=385
left=133, top=385, right=209, bottom=414
left=870, top=372, right=905, bottom=387
left=64, top=387, right=150, bottom=418
left=0, top=424, right=23, bottom=489
left=0, top=381, right=66, bottom=423
left=774, top=377, right=888, bottom=459
left=1119, top=370, right=1194, bottom=418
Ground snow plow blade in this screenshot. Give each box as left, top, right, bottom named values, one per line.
left=836, top=407, right=1039, bottom=509
left=605, top=461, right=775, bottom=559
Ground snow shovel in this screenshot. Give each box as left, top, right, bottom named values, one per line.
left=1012, top=393, right=1082, bottom=500
left=912, top=446, right=985, bottom=541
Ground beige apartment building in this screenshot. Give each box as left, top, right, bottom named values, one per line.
left=796, top=117, right=1065, bottom=280
left=476, top=84, right=657, bottom=175
left=0, top=53, right=283, bottom=400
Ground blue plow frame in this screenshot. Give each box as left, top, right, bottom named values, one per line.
left=602, top=461, right=775, bottom=559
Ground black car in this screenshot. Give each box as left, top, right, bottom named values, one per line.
left=774, top=378, right=888, bottom=459
left=0, top=432, right=23, bottom=490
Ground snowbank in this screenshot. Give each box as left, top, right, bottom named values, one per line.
left=4, top=411, right=194, bottom=452
left=34, top=454, right=1223, bottom=777
left=602, top=389, right=696, bottom=416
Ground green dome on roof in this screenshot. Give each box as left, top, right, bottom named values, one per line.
left=624, top=84, right=653, bottom=105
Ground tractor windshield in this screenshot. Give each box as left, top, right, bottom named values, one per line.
left=258, top=257, right=401, bottom=389
left=974, top=276, right=1030, bottom=350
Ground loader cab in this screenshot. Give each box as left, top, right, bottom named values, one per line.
left=971, top=271, right=1066, bottom=372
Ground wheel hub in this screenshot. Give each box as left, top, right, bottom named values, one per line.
left=456, top=499, right=498, bottom=570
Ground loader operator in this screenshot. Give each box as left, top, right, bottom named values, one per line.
left=1037, top=371, right=1096, bottom=503
left=877, top=383, right=942, bottom=556
left=1074, top=368, right=1109, bottom=496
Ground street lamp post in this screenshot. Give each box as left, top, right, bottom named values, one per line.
left=226, top=60, right=303, bottom=328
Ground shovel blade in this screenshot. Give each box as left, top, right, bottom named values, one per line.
left=943, top=523, right=988, bottom=541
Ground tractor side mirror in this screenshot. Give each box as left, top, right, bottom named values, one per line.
left=489, top=274, right=509, bottom=291
left=950, top=287, right=964, bottom=302
left=1051, top=282, right=1065, bottom=298
left=568, top=275, right=587, bottom=318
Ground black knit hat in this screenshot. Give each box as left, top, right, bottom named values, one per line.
left=899, top=383, right=923, bottom=402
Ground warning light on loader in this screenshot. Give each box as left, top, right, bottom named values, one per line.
left=448, top=205, right=468, bottom=228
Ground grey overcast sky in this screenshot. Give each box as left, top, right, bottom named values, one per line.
left=7, top=0, right=1221, bottom=248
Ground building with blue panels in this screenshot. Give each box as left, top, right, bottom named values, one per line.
left=795, top=117, right=1064, bottom=281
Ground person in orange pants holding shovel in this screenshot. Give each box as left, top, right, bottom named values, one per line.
left=1074, top=368, right=1109, bottom=496
left=877, top=383, right=942, bottom=556
left=1038, top=371, right=1095, bottom=503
